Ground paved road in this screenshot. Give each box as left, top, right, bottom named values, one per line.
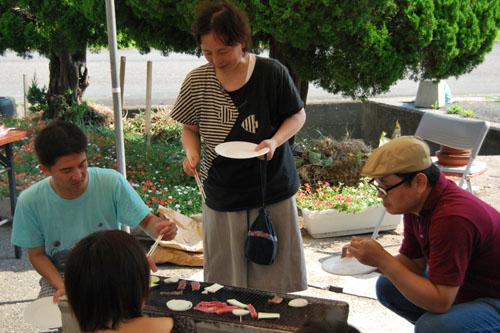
left=1, top=43, right=499, bottom=107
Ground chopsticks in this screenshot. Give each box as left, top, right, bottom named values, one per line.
left=186, top=151, right=207, bottom=203
left=147, top=233, right=163, bottom=257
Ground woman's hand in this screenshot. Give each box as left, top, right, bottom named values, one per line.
left=182, top=155, right=200, bottom=177
left=256, top=139, right=278, bottom=160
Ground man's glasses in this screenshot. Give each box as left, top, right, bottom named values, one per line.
left=368, top=176, right=414, bottom=196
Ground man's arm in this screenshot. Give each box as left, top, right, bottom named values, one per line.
left=27, top=246, right=65, bottom=303
left=347, top=236, right=459, bottom=313
left=139, top=213, right=177, bottom=272
left=139, top=212, right=177, bottom=241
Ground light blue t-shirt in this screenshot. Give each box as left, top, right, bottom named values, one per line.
left=11, top=167, right=150, bottom=259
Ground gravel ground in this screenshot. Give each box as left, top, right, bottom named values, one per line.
left=1, top=159, right=498, bottom=333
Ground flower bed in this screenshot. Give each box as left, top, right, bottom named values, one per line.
left=296, top=180, right=401, bottom=238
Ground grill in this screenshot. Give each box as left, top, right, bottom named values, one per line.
left=145, top=277, right=349, bottom=332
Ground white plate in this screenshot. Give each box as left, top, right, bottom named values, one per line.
left=288, top=298, right=308, bottom=307
left=23, top=297, right=62, bottom=329
left=215, top=141, right=269, bottom=159
left=166, top=299, right=192, bottom=311
left=322, top=256, right=377, bottom=276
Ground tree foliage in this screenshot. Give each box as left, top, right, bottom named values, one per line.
left=247, top=0, right=500, bottom=99
left=0, top=0, right=109, bottom=117
left=1, top=0, right=499, bottom=110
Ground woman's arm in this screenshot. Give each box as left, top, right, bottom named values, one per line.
left=256, top=108, right=306, bottom=159
left=181, top=124, right=201, bottom=176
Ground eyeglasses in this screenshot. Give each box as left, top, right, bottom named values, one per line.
left=368, top=176, right=413, bottom=196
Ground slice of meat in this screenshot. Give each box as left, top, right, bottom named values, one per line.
left=268, top=295, right=283, bottom=304
left=195, top=301, right=226, bottom=308
left=194, top=301, right=228, bottom=313
left=177, top=279, right=187, bottom=291
left=190, top=281, right=201, bottom=291
left=247, top=304, right=258, bottom=318
left=160, top=290, right=183, bottom=296
left=195, top=306, right=218, bottom=313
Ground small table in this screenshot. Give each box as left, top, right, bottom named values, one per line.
left=0, top=129, right=32, bottom=259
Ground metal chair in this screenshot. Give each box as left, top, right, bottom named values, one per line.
left=415, top=112, right=490, bottom=192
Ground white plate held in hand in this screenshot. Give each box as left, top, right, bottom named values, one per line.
left=215, top=141, right=269, bottom=159
left=24, top=297, right=62, bottom=329
left=322, top=256, right=377, bottom=276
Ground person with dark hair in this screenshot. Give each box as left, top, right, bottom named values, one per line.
left=11, top=120, right=177, bottom=304
left=65, top=230, right=175, bottom=332
left=344, top=136, right=500, bottom=332
left=170, top=0, right=307, bottom=292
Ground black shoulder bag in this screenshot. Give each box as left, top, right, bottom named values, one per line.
left=244, top=156, right=278, bottom=265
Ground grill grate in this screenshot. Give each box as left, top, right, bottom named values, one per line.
left=145, top=277, right=348, bottom=331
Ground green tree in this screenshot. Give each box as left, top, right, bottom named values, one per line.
left=0, top=0, right=110, bottom=118
left=247, top=0, right=499, bottom=101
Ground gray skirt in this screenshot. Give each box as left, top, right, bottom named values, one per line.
left=202, top=196, right=307, bottom=293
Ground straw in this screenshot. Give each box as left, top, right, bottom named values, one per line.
left=186, top=151, right=206, bottom=203
left=147, top=233, right=163, bottom=257
left=370, top=209, right=387, bottom=240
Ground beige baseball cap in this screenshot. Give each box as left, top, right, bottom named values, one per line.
left=361, top=136, right=432, bottom=178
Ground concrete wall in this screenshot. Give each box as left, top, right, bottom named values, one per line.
left=299, top=100, right=500, bottom=155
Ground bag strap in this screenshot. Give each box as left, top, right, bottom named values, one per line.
left=260, top=155, right=268, bottom=208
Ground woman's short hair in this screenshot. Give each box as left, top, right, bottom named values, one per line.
left=64, top=230, right=150, bottom=332
left=192, top=1, right=251, bottom=52
left=34, top=120, right=88, bottom=167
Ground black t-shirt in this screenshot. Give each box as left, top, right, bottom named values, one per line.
left=171, top=56, right=304, bottom=211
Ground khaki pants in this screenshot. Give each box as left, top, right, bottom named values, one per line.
left=202, top=197, right=307, bottom=293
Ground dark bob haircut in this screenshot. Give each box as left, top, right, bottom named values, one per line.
left=64, top=230, right=150, bottom=332
left=34, top=120, right=88, bottom=167
left=192, top=1, right=251, bottom=53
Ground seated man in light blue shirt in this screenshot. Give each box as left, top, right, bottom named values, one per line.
left=11, top=120, right=177, bottom=303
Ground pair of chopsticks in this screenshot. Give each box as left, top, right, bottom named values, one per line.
left=147, top=233, right=162, bottom=257
left=186, top=151, right=207, bottom=203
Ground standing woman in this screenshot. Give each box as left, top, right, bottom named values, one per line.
left=171, top=0, right=307, bottom=292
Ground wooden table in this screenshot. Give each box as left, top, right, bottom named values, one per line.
left=0, top=129, right=31, bottom=259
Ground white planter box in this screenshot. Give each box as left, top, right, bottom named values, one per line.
left=414, top=80, right=445, bottom=108
left=301, top=206, right=402, bottom=238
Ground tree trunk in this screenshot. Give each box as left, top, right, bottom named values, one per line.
left=269, top=39, right=309, bottom=105
left=44, top=48, right=89, bottom=119
left=269, top=39, right=308, bottom=147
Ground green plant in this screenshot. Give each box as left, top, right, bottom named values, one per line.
left=296, top=179, right=382, bottom=213
left=123, top=108, right=181, bottom=143
left=0, top=118, right=202, bottom=216
left=432, top=100, right=440, bottom=110
left=27, top=80, right=104, bottom=125
left=446, top=105, right=477, bottom=118
left=27, top=76, right=48, bottom=114
left=485, top=96, right=500, bottom=102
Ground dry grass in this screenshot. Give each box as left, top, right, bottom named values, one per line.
left=297, top=137, right=372, bottom=186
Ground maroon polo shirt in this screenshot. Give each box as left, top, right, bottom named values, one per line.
left=400, top=173, right=500, bottom=304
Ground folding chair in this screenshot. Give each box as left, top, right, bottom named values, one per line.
left=415, top=112, right=490, bottom=192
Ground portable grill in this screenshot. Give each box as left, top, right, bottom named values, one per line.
left=144, top=277, right=349, bottom=332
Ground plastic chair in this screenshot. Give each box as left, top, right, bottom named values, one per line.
left=415, top=112, right=490, bottom=192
